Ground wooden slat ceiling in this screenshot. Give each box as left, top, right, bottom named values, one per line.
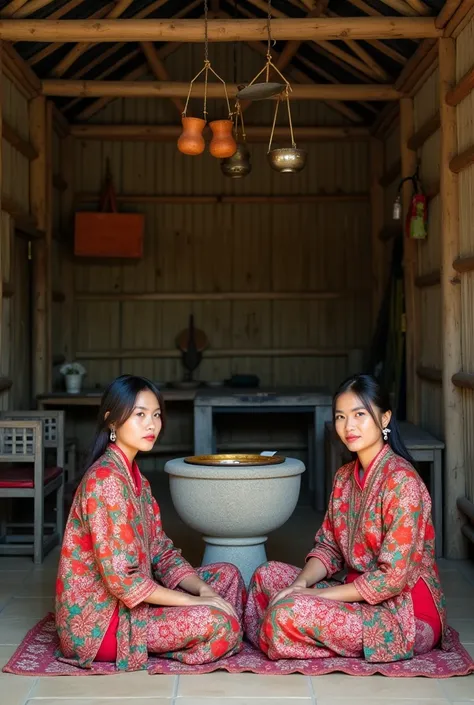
left=0, top=0, right=446, bottom=124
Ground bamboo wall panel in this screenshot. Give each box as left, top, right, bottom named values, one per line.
left=457, top=19, right=474, bottom=502
left=1, top=74, right=29, bottom=213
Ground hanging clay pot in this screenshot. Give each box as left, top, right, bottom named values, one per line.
left=177, top=117, right=207, bottom=156
left=209, top=120, right=237, bottom=159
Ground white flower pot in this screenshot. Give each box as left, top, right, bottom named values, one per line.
left=65, top=374, right=82, bottom=394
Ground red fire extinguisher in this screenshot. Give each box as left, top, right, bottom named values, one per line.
left=394, top=169, right=428, bottom=240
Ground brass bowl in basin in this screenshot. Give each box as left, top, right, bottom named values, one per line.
left=184, top=454, right=285, bottom=466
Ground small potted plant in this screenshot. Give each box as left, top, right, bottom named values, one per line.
left=60, top=362, right=86, bottom=394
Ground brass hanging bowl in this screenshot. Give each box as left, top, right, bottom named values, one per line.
left=221, top=141, right=252, bottom=178
left=236, top=81, right=284, bottom=101
left=267, top=147, right=307, bottom=173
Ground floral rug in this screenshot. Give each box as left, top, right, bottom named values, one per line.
left=3, top=613, right=474, bottom=678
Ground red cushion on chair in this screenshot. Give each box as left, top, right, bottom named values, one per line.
left=0, top=466, right=63, bottom=488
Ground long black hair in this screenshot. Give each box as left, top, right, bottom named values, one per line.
left=84, top=374, right=166, bottom=470
left=333, top=373, right=414, bottom=464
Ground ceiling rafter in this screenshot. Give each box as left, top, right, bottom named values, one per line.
left=28, top=2, right=115, bottom=66
left=11, top=0, right=57, bottom=18
left=295, top=52, right=379, bottom=115
left=50, top=0, right=135, bottom=77
left=141, top=41, right=185, bottom=115
left=243, top=36, right=364, bottom=123
left=376, top=0, right=419, bottom=15
left=4, top=0, right=440, bottom=126
left=50, top=0, right=199, bottom=87
left=73, top=1, right=204, bottom=121
left=0, top=0, right=28, bottom=17
left=61, top=47, right=144, bottom=113
left=244, top=0, right=390, bottom=82
left=232, top=3, right=388, bottom=120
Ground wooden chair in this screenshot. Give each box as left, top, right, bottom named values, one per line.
left=0, top=411, right=65, bottom=564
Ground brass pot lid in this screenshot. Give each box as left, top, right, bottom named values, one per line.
left=184, top=453, right=285, bottom=466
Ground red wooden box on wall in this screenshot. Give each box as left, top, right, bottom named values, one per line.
left=74, top=212, right=144, bottom=258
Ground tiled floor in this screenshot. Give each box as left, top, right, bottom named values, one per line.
left=0, top=498, right=473, bottom=705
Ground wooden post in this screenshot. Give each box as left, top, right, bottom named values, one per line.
left=0, top=42, right=3, bottom=365
left=400, top=98, right=419, bottom=424
left=439, top=37, right=467, bottom=559
left=60, top=133, right=74, bottom=362
left=30, top=96, right=52, bottom=395
left=370, top=137, right=385, bottom=328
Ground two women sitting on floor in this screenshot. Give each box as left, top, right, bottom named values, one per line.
left=55, top=373, right=445, bottom=669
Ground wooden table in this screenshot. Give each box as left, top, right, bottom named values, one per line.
left=194, top=387, right=333, bottom=512
left=325, top=421, right=445, bottom=557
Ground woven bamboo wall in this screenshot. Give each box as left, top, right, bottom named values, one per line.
left=0, top=73, right=31, bottom=411
left=413, top=68, right=443, bottom=439
left=456, top=20, right=474, bottom=503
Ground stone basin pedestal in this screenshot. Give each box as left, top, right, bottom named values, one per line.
left=164, top=456, right=305, bottom=584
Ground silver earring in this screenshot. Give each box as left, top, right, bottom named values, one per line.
left=110, top=429, right=116, bottom=442
left=382, top=427, right=391, bottom=442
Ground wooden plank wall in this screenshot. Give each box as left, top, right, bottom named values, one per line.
left=456, top=20, right=474, bottom=504
left=71, top=44, right=371, bottom=394
left=0, top=72, right=32, bottom=411
left=382, top=124, right=401, bottom=284
left=413, top=69, right=443, bottom=439
left=48, top=44, right=373, bottom=472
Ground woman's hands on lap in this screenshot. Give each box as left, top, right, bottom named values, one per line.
left=269, top=578, right=314, bottom=607
left=188, top=583, right=238, bottom=619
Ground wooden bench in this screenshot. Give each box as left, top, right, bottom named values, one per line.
left=324, top=421, right=444, bottom=558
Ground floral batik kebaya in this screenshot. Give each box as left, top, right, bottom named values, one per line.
left=56, top=445, right=244, bottom=671
left=245, top=445, right=446, bottom=663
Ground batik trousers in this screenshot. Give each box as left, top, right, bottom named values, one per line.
left=244, top=561, right=437, bottom=661
left=147, top=562, right=245, bottom=664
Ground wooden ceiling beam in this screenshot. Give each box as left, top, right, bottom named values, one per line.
left=42, top=80, right=402, bottom=101
left=0, top=18, right=441, bottom=42
left=70, top=123, right=371, bottom=142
